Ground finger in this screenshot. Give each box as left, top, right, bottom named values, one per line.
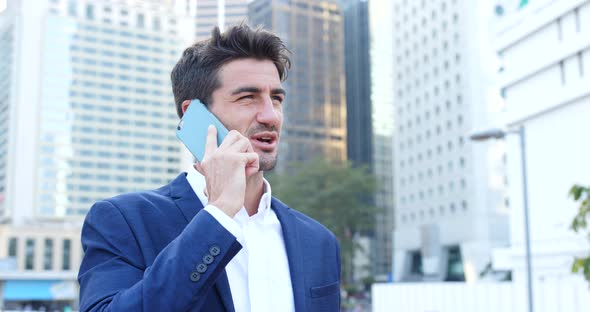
left=244, top=137, right=255, bottom=153
left=218, top=130, right=242, bottom=149
left=226, top=136, right=252, bottom=153
left=204, top=125, right=218, bottom=158
left=242, top=152, right=260, bottom=177
left=194, top=162, right=204, bottom=175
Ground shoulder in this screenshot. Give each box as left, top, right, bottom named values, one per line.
left=272, top=197, right=338, bottom=244
left=105, top=184, right=172, bottom=209
left=86, top=182, right=176, bottom=223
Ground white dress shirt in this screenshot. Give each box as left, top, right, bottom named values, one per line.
left=186, top=167, right=295, bottom=312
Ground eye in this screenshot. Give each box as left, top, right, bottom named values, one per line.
left=238, top=95, right=254, bottom=101
left=272, top=95, right=284, bottom=103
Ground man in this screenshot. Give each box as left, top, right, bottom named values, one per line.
left=78, top=25, right=341, bottom=312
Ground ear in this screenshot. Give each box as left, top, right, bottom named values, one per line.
left=181, top=100, right=191, bottom=115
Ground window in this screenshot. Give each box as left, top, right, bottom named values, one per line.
left=62, top=239, right=71, bottom=270
left=138, top=13, right=145, bottom=28
left=44, top=239, right=53, bottom=270
left=86, top=4, right=94, bottom=20
left=68, top=0, right=76, bottom=16
left=153, top=17, right=161, bottom=31
left=409, top=250, right=423, bottom=275
left=8, top=237, right=17, bottom=257
left=445, top=246, right=465, bottom=281
left=25, top=239, right=35, bottom=270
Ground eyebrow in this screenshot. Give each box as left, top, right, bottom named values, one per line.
left=230, top=87, right=287, bottom=96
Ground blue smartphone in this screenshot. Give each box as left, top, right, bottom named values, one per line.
left=176, top=99, right=229, bottom=162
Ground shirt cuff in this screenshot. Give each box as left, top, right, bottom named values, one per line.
left=203, top=205, right=244, bottom=242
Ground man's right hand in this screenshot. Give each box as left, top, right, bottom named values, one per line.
left=196, top=125, right=259, bottom=218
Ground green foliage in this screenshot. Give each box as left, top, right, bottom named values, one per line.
left=568, top=185, right=590, bottom=283
left=268, top=158, right=379, bottom=284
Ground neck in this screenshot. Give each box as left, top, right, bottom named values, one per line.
left=244, top=171, right=265, bottom=216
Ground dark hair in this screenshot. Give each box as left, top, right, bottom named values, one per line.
left=170, top=24, right=291, bottom=118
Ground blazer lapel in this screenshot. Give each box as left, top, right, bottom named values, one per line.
left=169, top=173, right=235, bottom=312
left=169, top=173, right=203, bottom=222
left=272, top=198, right=306, bottom=312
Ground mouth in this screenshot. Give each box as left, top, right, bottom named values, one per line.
left=250, top=132, right=278, bottom=150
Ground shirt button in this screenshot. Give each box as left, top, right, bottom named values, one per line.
left=203, top=254, right=214, bottom=265
left=196, top=263, right=208, bottom=273
left=209, top=245, right=221, bottom=256
left=190, top=271, right=201, bottom=282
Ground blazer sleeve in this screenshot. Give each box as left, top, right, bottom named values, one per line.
left=78, top=200, right=241, bottom=312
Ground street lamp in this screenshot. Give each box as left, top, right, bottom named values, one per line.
left=470, top=126, right=534, bottom=312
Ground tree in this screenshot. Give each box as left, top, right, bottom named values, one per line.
left=268, top=158, right=378, bottom=285
left=568, top=184, right=590, bottom=285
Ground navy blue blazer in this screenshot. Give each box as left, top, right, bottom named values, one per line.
left=78, top=173, right=341, bottom=312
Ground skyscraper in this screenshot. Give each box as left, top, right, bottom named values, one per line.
left=194, top=0, right=249, bottom=41
left=248, top=0, right=347, bottom=169
left=367, top=0, right=395, bottom=281
left=391, top=0, right=508, bottom=282
left=341, top=0, right=395, bottom=281
left=1, top=0, right=190, bottom=223
left=342, top=0, right=372, bottom=169
left=0, top=0, right=191, bottom=307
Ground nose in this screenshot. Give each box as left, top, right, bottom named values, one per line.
left=256, top=96, right=280, bottom=126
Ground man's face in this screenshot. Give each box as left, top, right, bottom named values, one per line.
left=209, top=58, right=285, bottom=171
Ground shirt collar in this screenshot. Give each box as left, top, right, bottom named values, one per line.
left=186, top=165, right=273, bottom=222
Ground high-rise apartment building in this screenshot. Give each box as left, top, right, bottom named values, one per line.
left=248, top=0, right=347, bottom=169
left=391, top=0, right=508, bottom=282
left=0, top=0, right=192, bottom=308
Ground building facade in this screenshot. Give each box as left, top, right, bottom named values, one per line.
left=248, top=0, right=347, bottom=169
left=0, top=0, right=192, bottom=308
left=193, top=0, right=249, bottom=41
left=0, top=224, right=82, bottom=310
left=492, top=0, right=590, bottom=286
left=367, top=0, right=396, bottom=281
left=342, top=0, right=372, bottom=169
left=342, top=0, right=395, bottom=283
left=391, top=0, right=509, bottom=282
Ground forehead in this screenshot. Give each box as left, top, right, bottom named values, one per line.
left=217, top=58, right=282, bottom=91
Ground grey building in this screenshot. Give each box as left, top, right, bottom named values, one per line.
left=342, top=0, right=395, bottom=282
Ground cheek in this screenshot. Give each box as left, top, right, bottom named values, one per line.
left=277, top=113, right=283, bottom=131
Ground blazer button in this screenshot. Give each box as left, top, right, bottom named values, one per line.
left=190, top=271, right=201, bottom=282
left=203, top=254, right=214, bottom=265
left=196, top=263, right=208, bottom=273
left=209, top=245, right=221, bottom=256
